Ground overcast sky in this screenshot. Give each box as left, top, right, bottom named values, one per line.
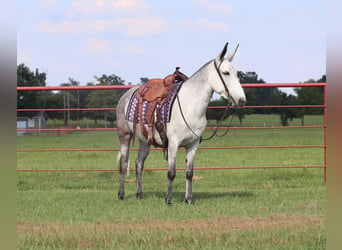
left=17, top=0, right=326, bottom=93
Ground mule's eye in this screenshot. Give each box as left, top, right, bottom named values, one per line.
left=223, top=71, right=230, bottom=76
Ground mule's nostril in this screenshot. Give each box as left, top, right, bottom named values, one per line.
left=238, top=98, right=246, bottom=107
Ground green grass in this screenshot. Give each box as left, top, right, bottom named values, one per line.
left=17, top=129, right=324, bottom=171
left=17, top=115, right=326, bottom=249
left=44, top=114, right=324, bottom=129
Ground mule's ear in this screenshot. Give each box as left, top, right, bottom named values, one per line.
left=215, top=42, right=228, bottom=64
left=227, top=44, right=239, bottom=62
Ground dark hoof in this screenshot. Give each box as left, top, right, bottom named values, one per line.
left=118, top=192, right=124, bottom=200
left=136, top=192, right=143, bottom=199
left=165, top=197, right=172, bottom=206
left=185, top=198, right=194, bottom=205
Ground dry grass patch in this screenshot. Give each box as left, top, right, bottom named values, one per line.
left=17, top=214, right=325, bottom=249
left=18, top=214, right=324, bottom=242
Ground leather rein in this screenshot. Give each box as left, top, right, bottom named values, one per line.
left=176, top=59, right=235, bottom=142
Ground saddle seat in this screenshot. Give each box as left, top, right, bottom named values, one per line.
left=136, top=73, right=179, bottom=102
left=133, top=67, right=188, bottom=148
left=137, top=78, right=166, bottom=102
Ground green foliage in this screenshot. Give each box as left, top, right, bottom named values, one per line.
left=295, top=75, right=325, bottom=125
left=84, top=74, right=127, bottom=125
left=140, top=77, right=149, bottom=85
left=206, top=99, right=227, bottom=121
left=17, top=64, right=325, bottom=128
left=42, top=94, right=64, bottom=123
left=208, top=72, right=326, bottom=126
left=17, top=64, right=48, bottom=118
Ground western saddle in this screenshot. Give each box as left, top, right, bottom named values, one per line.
left=134, top=67, right=188, bottom=148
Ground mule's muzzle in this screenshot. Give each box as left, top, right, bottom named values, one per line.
left=238, top=97, right=246, bottom=107
left=231, top=96, right=246, bottom=107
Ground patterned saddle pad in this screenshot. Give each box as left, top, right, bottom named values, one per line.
left=126, top=81, right=183, bottom=124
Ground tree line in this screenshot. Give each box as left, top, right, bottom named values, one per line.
left=17, top=63, right=325, bottom=127
left=207, top=71, right=325, bottom=126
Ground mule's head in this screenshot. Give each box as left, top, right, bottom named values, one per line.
left=211, top=43, right=246, bottom=107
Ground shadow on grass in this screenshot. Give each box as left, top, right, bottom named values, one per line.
left=194, top=191, right=255, bottom=200
left=129, top=190, right=255, bottom=203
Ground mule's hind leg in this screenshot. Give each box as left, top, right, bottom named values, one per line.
left=135, top=141, right=150, bottom=199
left=118, top=132, right=132, bottom=200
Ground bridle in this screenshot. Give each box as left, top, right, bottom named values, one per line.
left=176, top=59, right=236, bottom=142
left=213, top=59, right=236, bottom=106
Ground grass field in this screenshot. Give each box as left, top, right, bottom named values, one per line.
left=17, top=115, right=326, bottom=249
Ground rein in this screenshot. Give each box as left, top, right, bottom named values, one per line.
left=204, top=105, right=235, bottom=140
left=176, top=60, right=236, bottom=142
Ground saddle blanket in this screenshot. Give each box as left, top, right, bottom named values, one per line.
left=126, top=81, right=183, bottom=124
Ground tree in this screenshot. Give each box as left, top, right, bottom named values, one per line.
left=237, top=71, right=267, bottom=114
left=94, top=74, right=125, bottom=86
left=17, top=64, right=48, bottom=118
left=237, top=71, right=270, bottom=122
left=207, top=99, right=227, bottom=121
left=275, top=92, right=298, bottom=126
left=43, top=93, right=64, bottom=125
left=140, top=77, right=149, bottom=85
left=58, top=78, right=80, bottom=126
left=85, top=74, right=127, bottom=126
left=59, top=78, right=88, bottom=126
left=208, top=71, right=271, bottom=125
left=294, top=75, right=325, bottom=125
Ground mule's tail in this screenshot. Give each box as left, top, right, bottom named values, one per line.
left=116, top=152, right=130, bottom=177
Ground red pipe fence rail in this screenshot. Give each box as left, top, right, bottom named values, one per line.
left=17, top=83, right=327, bottom=182
left=16, top=83, right=325, bottom=91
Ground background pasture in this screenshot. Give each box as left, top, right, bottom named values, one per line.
left=17, top=115, right=326, bottom=249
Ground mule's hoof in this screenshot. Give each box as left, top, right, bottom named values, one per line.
left=185, top=198, right=194, bottom=205
left=136, top=192, right=143, bottom=199
left=118, top=192, right=124, bottom=200
left=165, top=197, right=172, bottom=206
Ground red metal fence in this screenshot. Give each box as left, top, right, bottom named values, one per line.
left=17, top=83, right=327, bottom=182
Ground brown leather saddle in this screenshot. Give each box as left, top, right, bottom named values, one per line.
left=133, top=67, right=188, bottom=148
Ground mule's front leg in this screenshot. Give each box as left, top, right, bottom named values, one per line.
left=135, top=141, right=150, bottom=199
left=166, top=166, right=176, bottom=205
left=185, top=147, right=197, bottom=204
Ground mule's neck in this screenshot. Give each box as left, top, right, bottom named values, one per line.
left=178, top=61, right=215, bottom=117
